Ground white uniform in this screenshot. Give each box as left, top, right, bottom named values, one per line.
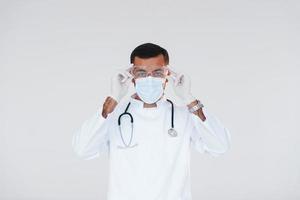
left=72, top=95, right=231, bottom=200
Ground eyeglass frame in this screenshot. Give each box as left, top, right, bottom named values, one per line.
left=130, top=65, right=170, bottom=79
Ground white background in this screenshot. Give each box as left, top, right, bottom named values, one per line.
left=1, top=0, right=299, bottom=199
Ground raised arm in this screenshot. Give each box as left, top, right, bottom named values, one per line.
left=168, top=70, right=231, bottom=156
left=72, top=67, right=133, bottom=160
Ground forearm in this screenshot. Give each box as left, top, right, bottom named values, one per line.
left=189, top=106, right=231, bottom=154
left=72, top=112, right=108, bottom=159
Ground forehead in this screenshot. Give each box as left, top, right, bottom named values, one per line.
left=133, top=54, right=166, bottom=71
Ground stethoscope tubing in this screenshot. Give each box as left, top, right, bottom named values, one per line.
left=117, top=99, right=176, bottom=148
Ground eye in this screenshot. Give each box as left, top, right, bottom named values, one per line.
left=135, top=71, right=147, bottom=77
left=152, top=70, right=164, bottom=77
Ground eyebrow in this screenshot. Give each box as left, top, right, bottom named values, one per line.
left=135, top=69, right=147, bottom=72
left=153, top=69, right=164, bottom=72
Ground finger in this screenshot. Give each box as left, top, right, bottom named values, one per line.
left=124, top=70, right=133, bottom=80
left=117, top=68, right=133, bottom=83
left=168, top=68, right=178, bottom=77
left=169, top=70, right=179, bottom=82
left=166, top=69, right=176, bottom=82
left=125, top=64, right=134, bottom=74
left=175, top=73, right=184, bottom=86
left=121, top=73, right=133, bottom=85
left=170, top=74, right=177, bottom=83
left=121, top=75, right=132, bottom=87
left=114, top=71, right=128, bottom=83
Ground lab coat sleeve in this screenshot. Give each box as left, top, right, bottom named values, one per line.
left=72, top=110, right=113, bottom=160
left=189, top=107, right=231, bottom=156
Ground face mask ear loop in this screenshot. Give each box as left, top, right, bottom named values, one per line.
left=164, top=65, right=175, bottom=84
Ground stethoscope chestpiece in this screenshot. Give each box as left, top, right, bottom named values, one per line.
left=168, top=128, right=178, bottom=137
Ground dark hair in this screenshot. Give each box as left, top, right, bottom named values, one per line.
left=130, top=43, right=169, bottom=64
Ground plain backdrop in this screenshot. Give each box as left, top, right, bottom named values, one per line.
left=0, top=0, right=299, bottom=199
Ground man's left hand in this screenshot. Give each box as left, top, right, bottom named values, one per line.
left=168, top=70, right=196, bottom=105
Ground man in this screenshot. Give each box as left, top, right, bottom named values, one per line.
left=72, top=43, right=231, bottom=200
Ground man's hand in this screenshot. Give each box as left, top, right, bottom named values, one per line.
left=102, top=67, right=133, bottom=118
left=168, top=70, right=196, bottom=105
left=110, top=67, right=133, bottom=103
left=101, top=96, right=118, bottom=118
left=168, top=69, right=206, bottom=121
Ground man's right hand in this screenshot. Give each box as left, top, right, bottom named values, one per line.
left=102, top=67, right=133, bottom=118
left=110, top=67, right=133, bottom=103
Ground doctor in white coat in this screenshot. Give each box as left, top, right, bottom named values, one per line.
left=72, top=43, right=231, bottom=200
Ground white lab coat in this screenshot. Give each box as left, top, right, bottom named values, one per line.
left=72, top=95, right=231, bottom=200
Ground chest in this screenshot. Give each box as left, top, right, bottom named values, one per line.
left=109, top=107, right=190, bottom=153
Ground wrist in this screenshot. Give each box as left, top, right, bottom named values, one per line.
left=109, top=95, right=119, bottom=103
left=102, top=96, right=118, bottom=118
left=187, top=100, right=198, bottom=108
left=187, top=99, right=204, bottom=113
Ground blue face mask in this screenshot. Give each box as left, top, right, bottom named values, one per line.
left=135, top=77, right=165, bottom=104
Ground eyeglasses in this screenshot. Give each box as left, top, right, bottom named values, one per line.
left=131, top=66, right=169, bottom=79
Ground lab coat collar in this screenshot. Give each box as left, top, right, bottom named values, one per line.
left=129, top=94, right=167, bottom=109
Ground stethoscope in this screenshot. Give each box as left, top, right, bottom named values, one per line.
left=117, top=99, right=177, bottom=149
